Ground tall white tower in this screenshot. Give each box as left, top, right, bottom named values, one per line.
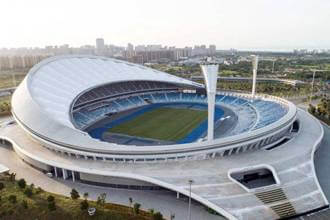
left=251, top=55, right=259, bottom=99
left=200, top=60, right=219, bottom=141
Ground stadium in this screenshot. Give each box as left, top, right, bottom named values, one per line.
left=0, top=55, right=328, bottom=219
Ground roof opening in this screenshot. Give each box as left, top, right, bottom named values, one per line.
left=230, top=167, right=277, bottom=190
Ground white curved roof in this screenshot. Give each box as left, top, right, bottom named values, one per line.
left=12, top=55, right=297, bottom=155
left=26, top=55, right=199, bottom=129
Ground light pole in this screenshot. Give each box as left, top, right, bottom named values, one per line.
left=309, top=69, right=328, bottom=104
left=188, top=179, right=194, bottom=220
left=251, top=55, right=259, bottom=100
left=12, top=71, right=16, bottom=87
left=200, top=58, right=219, bottom=141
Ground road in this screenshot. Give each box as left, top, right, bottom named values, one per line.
left=292, top=124, right=330, bottom=220
left=0, top=142, right=223, bottom=220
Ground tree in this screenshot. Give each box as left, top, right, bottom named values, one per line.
left=309, top=104, right=316, bottom=114
left=36, top=187, right=43, bottom=194
left=24, top=187, right=33, bottom=197
left=70, top=188, right=80, bottom=200
left=0, top=182, right=4, bottom=191
left=17, top=178, right=26, bottom=189
left=22, top=200, right=28, bottom=209
left=80, top=200, right=89, bottom=210
left=133, top=202, right=141, bottom=215
left=153, top=212, right=164, bottom=220
left=83, top=192, right=89, bottom=200
left=148, top=208, right=154, bottom=215
left=8, top=195, right=17, bottom=204
left=47, top=195, right=55, bottom=203
left=129, top=197, right=133, bottom=213
left=97, top=193, right=107, bottom=210
left=48, top=201, right=56, bottom=211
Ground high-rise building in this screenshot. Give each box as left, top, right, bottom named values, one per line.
left=209, top=45, right=216, bottom=55
left=127, top=43, right=134, bottom=52
left=146, top=45, right=162, bottom=51
left=135, top=45, right=146, bottom=52
left=96, top=38, right=105, bottom=55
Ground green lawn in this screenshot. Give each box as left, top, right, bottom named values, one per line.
left=108, top=107, right=207, bottom=141
left=0, top=174, right=154, bottom=220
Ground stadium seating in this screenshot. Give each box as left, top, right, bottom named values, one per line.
left=72, top=87, right=288, bottom=141
left=74, top=80, right=181, bottom=107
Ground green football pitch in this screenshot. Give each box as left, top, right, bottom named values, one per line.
left=108, top=107, right=207, bottom=142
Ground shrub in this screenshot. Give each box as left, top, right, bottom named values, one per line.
left=80, top=200, right=89, bottom=210
left=83, top=192, right=89, bottom=200
left=24, top=187, right=33, bottom=197
left=0, top=182, right=4, bottom=191
left=9, top=173, right=16, bottom=182
left=133, top=203, right=141, bottom=215
left=22, top=200, right=28, bottom=209
left=48, top=201, right=56, bottom=211
left=8, top=209, right=13, bottom=215
left=17, top=178, right=26, bottom=189
left=8, top=195, right=17, bottom=204
left=36, top=187, right=43, bottom=194
left=97, top=193, right=106, bottom=208
left=153, top=212, right=164, bottom=220
left=47, top=195, right=55, bottom=203
left=70, top=188, right=80, bottom=200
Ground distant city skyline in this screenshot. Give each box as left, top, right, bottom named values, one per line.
left=1, top=0, right=330, bottom=50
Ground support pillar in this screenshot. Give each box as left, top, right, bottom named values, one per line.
left=62, top=168, right=68, bottom=180
left=54, top=167, right=58, bottom=177
left=177, top=192, right=180, bottom=199
left=72, top=171, right=75, bottom=182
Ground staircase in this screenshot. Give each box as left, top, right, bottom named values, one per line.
left=271, top=202, right=296, bottom=219
left=255, top=188, right=297, bottom=219
left=255, top=188, right=287, bottom=204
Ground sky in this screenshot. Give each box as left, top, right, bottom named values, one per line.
left=1, top=0, right=330, bottom=50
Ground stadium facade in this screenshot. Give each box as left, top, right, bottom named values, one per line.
left=0, top=55, right=328, bottom=219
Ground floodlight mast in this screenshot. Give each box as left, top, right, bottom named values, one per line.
left=251, top=55, right=259, bottom=99
left=200, top=58, right=219, bottom=141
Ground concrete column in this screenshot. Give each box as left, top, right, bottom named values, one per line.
left=251, top=55, right=259, bottom=99
left=228, top=148, right=234, bottom=156
left=62, top=168, right=68, bottom=180
left=220, top=151, right=225, bottom=157
left=177, top=192, right=180, bottom=199
left=54, top=167, right=58, bottom=177
left=201, top=63, right=219, bottom=141
left=72, top=171, right=75, bottom=182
